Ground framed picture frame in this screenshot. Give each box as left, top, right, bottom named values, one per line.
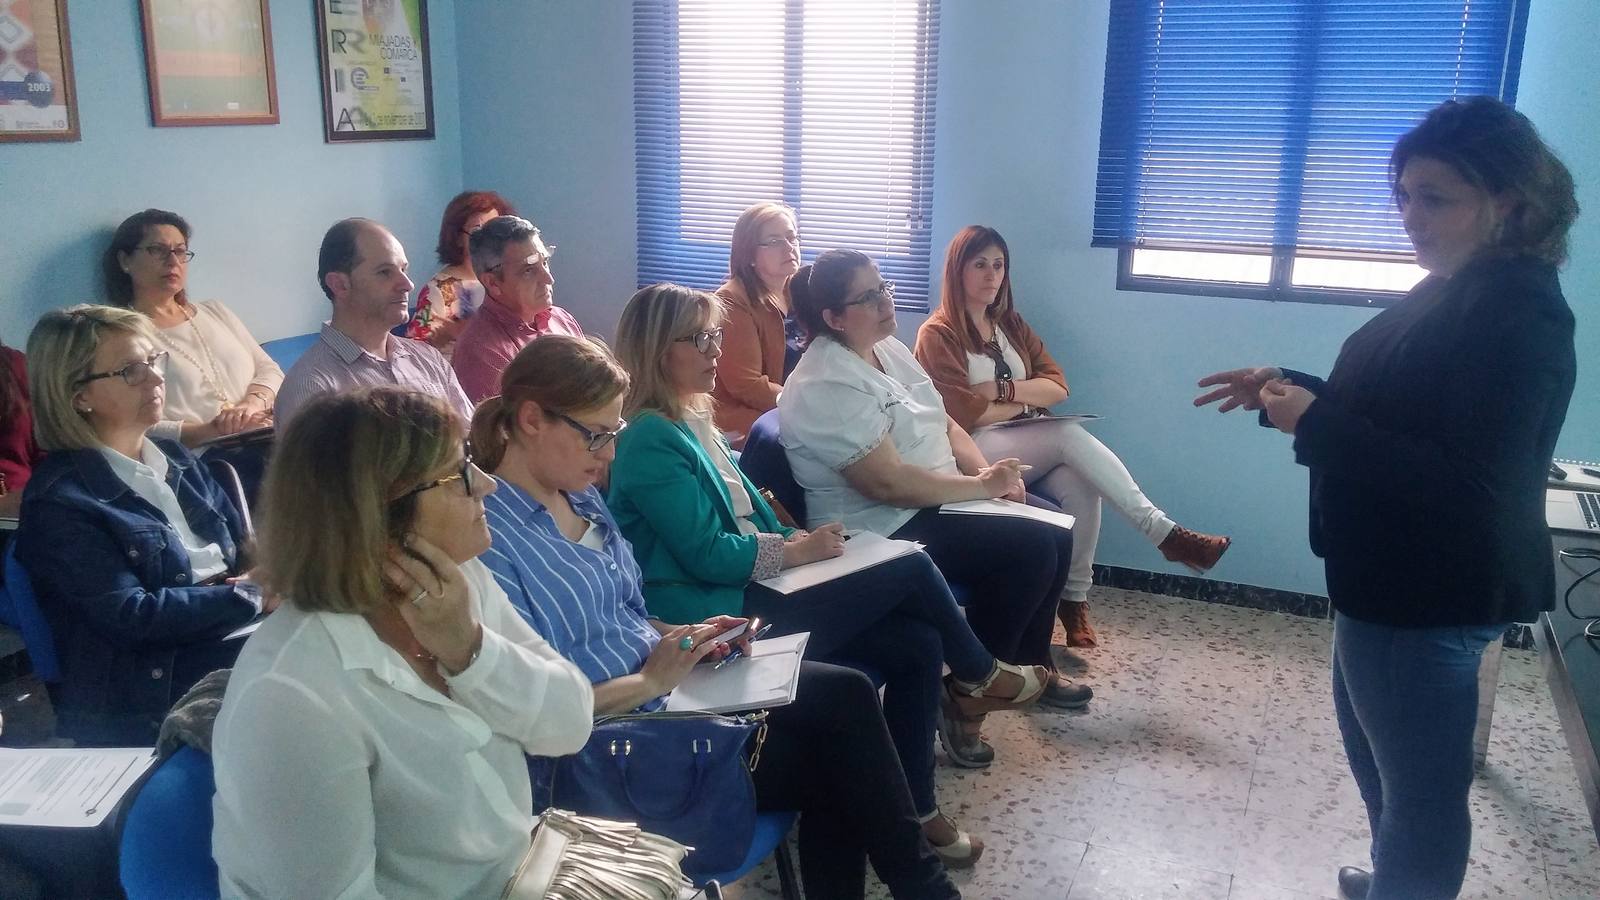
left=314, top=0, right=435, bottom=142
left=138, top=0, right=279, bottom=127
left=0, top=0, right=80, bottom=143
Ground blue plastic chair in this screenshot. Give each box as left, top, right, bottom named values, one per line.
left=698, top=810, right=800, bottom=899
left=259, top=333, right=319, bottom=371
left=738, top=409, right=807, bottom=527
left=0, top=543, right=61, bottom=683
left=118, top=746, right=219, bottom=900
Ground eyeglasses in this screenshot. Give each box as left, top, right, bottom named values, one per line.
left=556, top=413, right=628, bottom=452
left=137, top=245, right=195, bottom=263
left=756, top=235, right=800, bottom=249
left=75, top=351, right=169, bottom=388
left=396, top=442, right=478, bottom=502
left=675, top=328, right=725, bottom=355
left=841, top=281, right=896, bottom=309
left=483, top=245, right=555, bottom=276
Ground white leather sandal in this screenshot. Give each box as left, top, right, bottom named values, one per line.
left=921, top=811, right=985, bottom=869
left=948, top=659, right=1048, bottom=714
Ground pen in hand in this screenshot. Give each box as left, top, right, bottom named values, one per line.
left=714, top=622, right=774, bottom=669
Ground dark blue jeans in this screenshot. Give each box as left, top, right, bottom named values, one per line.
left=745, top=550, right=993, bottom=817
left=1331, top=612, right=1505, bottom=900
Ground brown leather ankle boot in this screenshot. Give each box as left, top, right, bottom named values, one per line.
left=1057, top=599, right=1098, bottom=648
left=1158, top=526, right=1231, bottom=573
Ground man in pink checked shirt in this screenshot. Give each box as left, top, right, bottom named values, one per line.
left=452, top=216, right=584, bottom=403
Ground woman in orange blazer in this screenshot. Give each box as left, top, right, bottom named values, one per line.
left=915, top=226, right=1230, bottom=646
left=711, top=202, right=805, bottom=447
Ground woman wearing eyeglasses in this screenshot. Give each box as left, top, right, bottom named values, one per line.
left=103, top=209, right=283, bottom=448
left=915, top=226, right=1231, bottom=648
left=606, top=284, right=1048, bottom=864
left=15, top=306, right=263, bottom=745
left=471, top=334, right=962, bottom=898
left=711, top=201, right=808, bottom=448
left=406, top=190, right=518, bottom=355
left=779, top=251, right=1094, bottom=719
left=212, top=386, right=594, bottom=899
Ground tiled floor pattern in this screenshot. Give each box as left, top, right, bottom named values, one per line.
left=722, top=587, right=1600, bottom=899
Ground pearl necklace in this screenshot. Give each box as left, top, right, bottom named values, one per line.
left=158, top=305, right=233, bottom=407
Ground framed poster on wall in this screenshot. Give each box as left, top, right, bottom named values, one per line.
left=138, top=0, right=279, bottom=127
left=314, top=0, right=434, bottom=142
left=0, top=0, right=79, bottom=143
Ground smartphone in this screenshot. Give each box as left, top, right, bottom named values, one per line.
left=712, top=619, right=753, bottom=644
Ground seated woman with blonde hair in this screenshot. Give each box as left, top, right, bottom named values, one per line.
left=212, top=386, right=593, bottom=898
left=711, top=201, right=806, bottom=447
left=471, top=334, right=963, bottom=898
left=17, top=305, right=261, bottom=745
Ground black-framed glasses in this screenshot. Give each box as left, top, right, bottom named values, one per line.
left=75, top=351, right=169, bottom=388
left=556, top=413, right=627, bottom=452
left=841, top=280, right=896, bottom=309
left=756, top=235, right=800, bottom=249
left=396, top=442, right=477, bottom=503
left=138, top=245, right=195, bottom=263
left=984, top=338, right=1013, bottom=381
left=675, top=328, right=725, bottom=355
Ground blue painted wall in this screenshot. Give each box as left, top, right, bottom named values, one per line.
left=452, top=0, right=1598, bottom=597
left=0, top=0, right=464, bottom=347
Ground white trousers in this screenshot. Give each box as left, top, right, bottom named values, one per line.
left=974, top=420, right=1175, bottom=604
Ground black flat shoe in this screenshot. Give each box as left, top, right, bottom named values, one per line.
left=1337, top=866, right=1371, bottom=900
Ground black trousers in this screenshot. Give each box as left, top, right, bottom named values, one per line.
left=753, top=661, right=959, bottom=900
left=891, top=495, right=1073, bottom=669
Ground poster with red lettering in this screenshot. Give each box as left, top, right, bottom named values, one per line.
left=314, top=0, right=434, bottom=143
left=0, top=0, right=79, bottom=142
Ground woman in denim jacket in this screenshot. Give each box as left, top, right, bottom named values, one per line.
left=17, top=306, right=262, bottom=746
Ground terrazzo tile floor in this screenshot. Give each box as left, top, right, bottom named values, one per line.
left=721, top=586, right=1600, bottom=900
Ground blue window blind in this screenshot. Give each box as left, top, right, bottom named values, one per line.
left=1093, top=0, right=1530, bottom=256
left=634, top=0, right=940, bottom=309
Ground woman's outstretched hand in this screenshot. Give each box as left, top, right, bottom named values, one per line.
left=1194, top=367, right=1284, bottom=413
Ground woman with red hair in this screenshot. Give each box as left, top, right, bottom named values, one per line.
left=406, top=190, right=518, bottom=355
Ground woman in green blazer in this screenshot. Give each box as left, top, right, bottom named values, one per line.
left=608, top=283, right=1050, bottom=868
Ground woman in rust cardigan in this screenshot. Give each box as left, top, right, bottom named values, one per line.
left=711, top=201, right=806, bottom=447
left=915, top=226, right=1230, bottom=646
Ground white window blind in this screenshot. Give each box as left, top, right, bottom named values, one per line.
left=635, top=0, right=940, bottom=309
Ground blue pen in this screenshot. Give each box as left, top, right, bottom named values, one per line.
left=714, top=622, right=774, bottom=669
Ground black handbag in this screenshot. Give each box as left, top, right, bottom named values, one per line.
left=548, top=710, right=768, bottom=877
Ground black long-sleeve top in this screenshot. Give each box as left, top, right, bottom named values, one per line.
left=1274, top=254, right=1576, bottom=627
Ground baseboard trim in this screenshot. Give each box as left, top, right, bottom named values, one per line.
left=1089, top=564, right=1535, bottom=650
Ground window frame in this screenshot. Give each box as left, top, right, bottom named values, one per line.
left=1115, top=245, right=1411, bottom=309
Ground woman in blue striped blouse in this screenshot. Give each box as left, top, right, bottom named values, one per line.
left=470, top=334, right=963, bottom=900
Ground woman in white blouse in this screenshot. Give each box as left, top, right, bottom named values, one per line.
left=778, top=250, right=1091, bottom=714
left=103, top=209, right=282, bottom=446
left=212, top=386, right=594, bottom=899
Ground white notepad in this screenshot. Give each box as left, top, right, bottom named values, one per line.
left=754, top=531, right=923, bottom=595
left=0, top=747, right=157, bottom=828
left=665, top=631, right=809, bottom=713
left=939, top=498, right=1076, bottom=532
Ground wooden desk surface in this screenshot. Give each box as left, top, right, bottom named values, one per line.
left=1537, top=532, right=1600, bottom=843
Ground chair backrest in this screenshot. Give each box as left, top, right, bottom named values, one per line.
left=203, top=458, right=253, bottom=541
left=259, top=333, right=319, bottom=371
left=738, top=409, right=807, bottom=527
left=0, top=543, right=61, bottom=683
left=119, top=746, right=219, bottom=900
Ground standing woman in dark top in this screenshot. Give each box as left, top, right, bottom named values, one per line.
left=1196, top=97, right=1578, bottom=900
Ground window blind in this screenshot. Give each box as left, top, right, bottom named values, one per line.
left=635, top=0, right=940, bottom=309
left=1093, top=0, right=1529, bottom=256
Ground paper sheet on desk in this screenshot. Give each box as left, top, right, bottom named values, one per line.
left=0, top=747, right=156, bottom=828
left=940, top=498, right=1076, bottom=532
left=1551, top=460, right=1600, bottom=490
left=755, top=531, right=923, bottom=594
left=666, top=632, right=809, bottom=713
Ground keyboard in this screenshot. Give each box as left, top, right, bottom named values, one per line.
left=1580, top=492, right=1600, bottom=529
